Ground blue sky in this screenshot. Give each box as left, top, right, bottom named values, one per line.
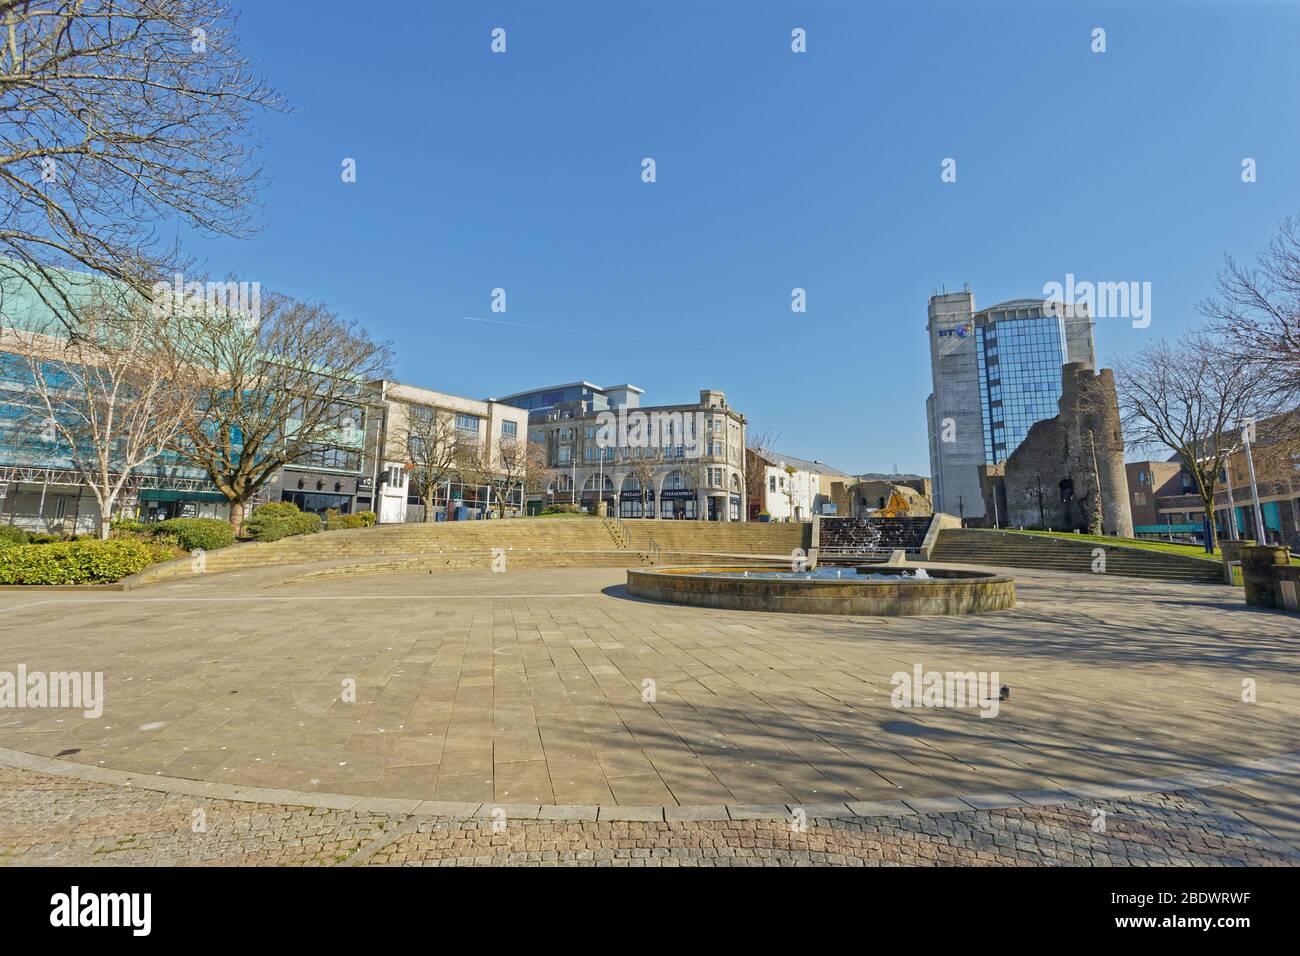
left=183, top=0, right=1300, bottom=475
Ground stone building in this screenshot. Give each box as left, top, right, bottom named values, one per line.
left=499, top=382, right=748, bottom=520
left=979, top=363, right=1134, bottom=536
left=849, top=479, right=934, bottom=518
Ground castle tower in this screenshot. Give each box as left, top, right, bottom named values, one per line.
left=1061, top=363, right=1134, bottom=538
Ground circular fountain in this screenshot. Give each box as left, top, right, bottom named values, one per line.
left=626, top=565, right=1014, bottom=616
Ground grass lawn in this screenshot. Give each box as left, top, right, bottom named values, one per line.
left=998, top=529, right=1223, bottom=561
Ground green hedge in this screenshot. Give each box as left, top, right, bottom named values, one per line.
left=150, top=517, right=235, bottom=552
left=324, top=510, right=378, bottom=531
left=0, top=526, right=30, bottom=548
left=0, top=539, right=176, bottom=585
left=243, top=502, right=321, bottom=542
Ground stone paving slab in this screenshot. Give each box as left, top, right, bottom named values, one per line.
left=596, top=806, right=664, bottom=822
left=904, top=796, right=974, bottom=814
left=959, top=792, right=1027, bottom=810
left=845, top=799, right=916, bottom=817
left=2, top=566, right=1298, bottom=813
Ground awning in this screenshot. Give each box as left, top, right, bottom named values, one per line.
left=138, top=489, right=229, bottom=504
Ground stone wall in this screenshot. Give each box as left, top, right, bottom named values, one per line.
left=989, top=363, right=1134, bottom=536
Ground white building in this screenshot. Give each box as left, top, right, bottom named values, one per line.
left=754, top=453, right=831, bottom=522
left=369, top=380, right=531, bottom=523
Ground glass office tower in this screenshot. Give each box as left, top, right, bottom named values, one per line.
left=927, top=292, right=1095, bottom=520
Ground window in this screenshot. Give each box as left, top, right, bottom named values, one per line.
left=455, top=414, right=479, bottom=433
left=294, top=444, right=362, bottom=472
left=502, top=420, right=518, bottom=438
left=558, top=447, right=571, bottom=464
left=769, top=476, right=776, bottom=492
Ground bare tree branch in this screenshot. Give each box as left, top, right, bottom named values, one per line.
left=0, top=0, right=283, bottom=329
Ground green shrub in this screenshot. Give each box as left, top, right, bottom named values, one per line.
left=541, top=504, right=580, bottom=515
left=110, top=517, right=149, bottom=537
left=244, top=502, right=321, bottom=542
left=0, top=527, right=31, bottom=548
left=0, top=539, right=176, bottom=585
left=325, top=512, right=375, bottom=530
left=150, top=517, right=234, bottom=552
left=249, top=501, right=303, bottom=520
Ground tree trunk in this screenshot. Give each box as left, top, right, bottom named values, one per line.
left=1203, top=499, right=1218, bottom=552
left=424, top=492, right=435, bottom=522
left=229, top=499, right=246, bottom=537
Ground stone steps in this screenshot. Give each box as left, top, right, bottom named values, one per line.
left=131, top=520, right=806, bottom=584
left=930, top=529, right=1224, bottom=584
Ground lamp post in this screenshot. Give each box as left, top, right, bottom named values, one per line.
left=1241, top=419, right=1268, bottom=544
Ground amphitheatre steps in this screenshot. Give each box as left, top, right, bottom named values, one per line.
left=929, top=529, right=1224, bottom=584
left=130, top=519, right=811, bottom=585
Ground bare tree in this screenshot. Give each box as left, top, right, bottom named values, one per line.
left=167, top=292, right=393, bottom=534
left=627, top=454, right=656, bottom=518
left=0, top=0, right=282, bottom=329
left=1201, top=215, right=1300, bottom=409
left=522, top=438, right=554, bottom=508
left=492, top=435, right=530, bottom=518
left=5, top=294, right=194, bottom=538
left=1113, top=335, right=1265, bottom=550
left=744, top=427, right=775, bottom=510
left=453, top=436, right=500, bottom=517
left=402, top=405, right=468, bottom=523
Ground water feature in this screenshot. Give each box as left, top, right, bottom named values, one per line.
left=626, top=564, right=1013, bottom=616
left=708, top=567, right=931, bottom=581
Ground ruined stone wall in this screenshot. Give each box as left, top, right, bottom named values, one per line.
left=999, top=364, right=1134, bottom=536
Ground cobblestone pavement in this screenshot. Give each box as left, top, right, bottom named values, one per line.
left=3, top=766, right=1296, bottom=866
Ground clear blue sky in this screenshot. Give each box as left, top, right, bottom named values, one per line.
left=183, top=0, right=1300, bottom=475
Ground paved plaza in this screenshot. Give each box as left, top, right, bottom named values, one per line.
left=1, top=561, right=1298, bottom=864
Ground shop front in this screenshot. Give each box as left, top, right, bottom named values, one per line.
left=138, top=488, right=231, bottom=522
left=276, top=469, right=363, bottom=516
left=619, top=489, right=655, bottom=518
left=659, top=488, right=697, bottom=520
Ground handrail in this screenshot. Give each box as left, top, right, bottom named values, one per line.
left=605, top=514, right=630, bottom=548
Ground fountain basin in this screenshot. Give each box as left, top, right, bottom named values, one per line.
left=626, top=565, right=1014, bottom=616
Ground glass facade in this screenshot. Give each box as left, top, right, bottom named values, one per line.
left=975, top=315, right=1068, bottom=464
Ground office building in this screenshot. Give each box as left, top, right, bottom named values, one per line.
left=926, top=289, right=1095, bottom=520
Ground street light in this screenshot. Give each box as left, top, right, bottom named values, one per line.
left=1241, top=418, right=1268, bottom=544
